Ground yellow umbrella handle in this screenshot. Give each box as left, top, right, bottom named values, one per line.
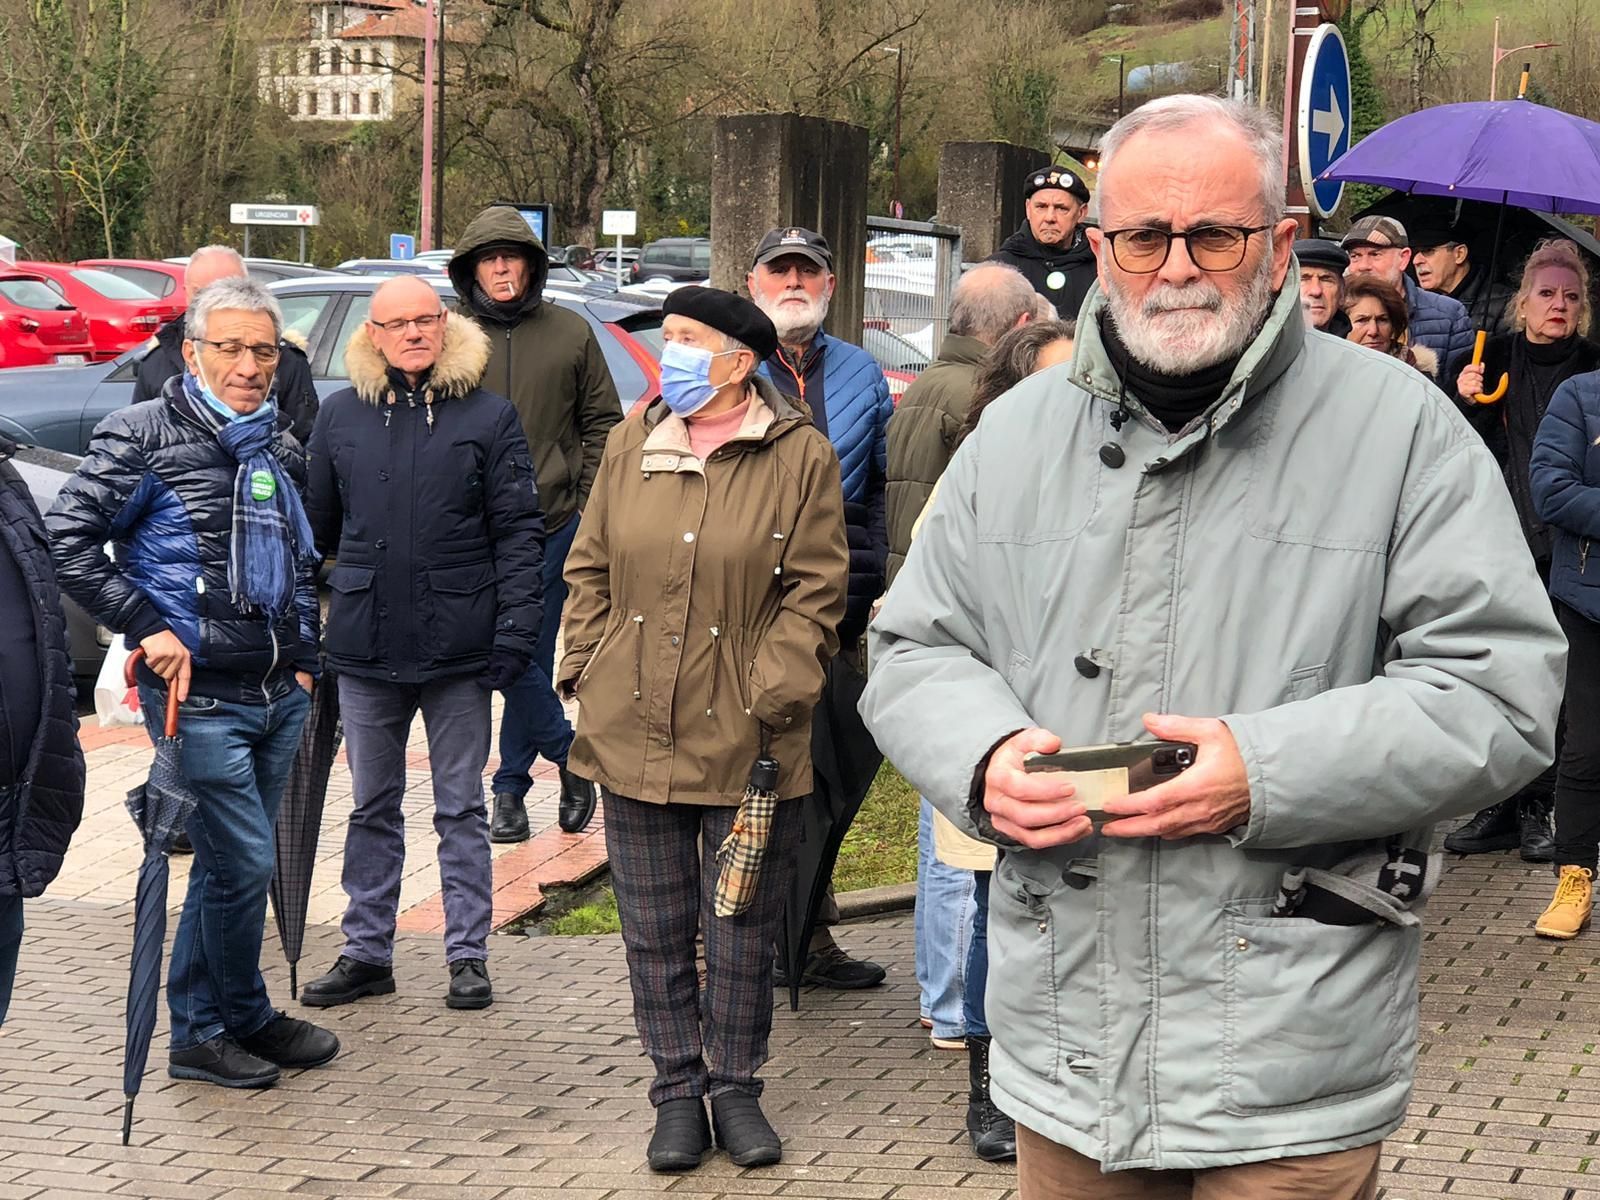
left=1470, top=330, right=1509, bottom=404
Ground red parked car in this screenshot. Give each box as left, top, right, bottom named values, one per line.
left=0, top=272, right=95, bottom=368
left=77, top=258, right=188, bottom=307
left=15, top=261, right=185, bottom=361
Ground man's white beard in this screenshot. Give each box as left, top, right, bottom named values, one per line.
left=756, top=289, right=830, bottom=345
left=1104, top=248, right=1275, bottom=374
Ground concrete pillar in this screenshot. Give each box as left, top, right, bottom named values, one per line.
left=711, top=112, right=869, bottom=346
left=936, top=141, right=1052, bottom=263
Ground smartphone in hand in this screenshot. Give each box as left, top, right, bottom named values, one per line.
left=1022, top=740, right=1197, bottom=825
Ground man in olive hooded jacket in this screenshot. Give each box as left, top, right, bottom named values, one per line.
left=448, top=207, right=621, bottom=842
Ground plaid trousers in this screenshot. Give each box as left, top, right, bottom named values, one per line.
left=603, top=790, right=802, bottom=1107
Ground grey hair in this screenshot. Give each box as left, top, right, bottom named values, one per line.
left=185, top=277, right=284, bottom=343
left=949, top=263, right=1042, bottom=343
left=1092, top=95, right=1285, bottom=224
left=184, top=244, right=246, bottom=287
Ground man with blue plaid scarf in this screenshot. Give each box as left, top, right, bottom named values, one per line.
left=49, top=278, right=336, bottom=1091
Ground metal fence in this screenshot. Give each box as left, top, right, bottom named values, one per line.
left=863, top=216, right=962, bottom=392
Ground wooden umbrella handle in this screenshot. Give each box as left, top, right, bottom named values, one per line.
left=124, top=647, right=179, bottom=737
left=1471, top=330, right=1510, bottom=404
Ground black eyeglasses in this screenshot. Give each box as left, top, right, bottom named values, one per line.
left=372, top=313, right=444, bottom=334
left=1101, top=224, right=1274, bottom=274
left=193, top=338, right=281, bottom=365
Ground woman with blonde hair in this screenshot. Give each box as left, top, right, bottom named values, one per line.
left=1446, top=238, right=1600, bottom=864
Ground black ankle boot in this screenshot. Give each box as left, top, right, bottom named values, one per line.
left=1520, top=798, right=1556, bottom=863
left=647, top=1097, right=711, bottom=1172
left=1443, top=799, right=1519, bottom=855
left=710, top=1092, right=781, bottom=1167
left=490, top=792, right=530, bottom=843
left=966, top=1035, right=1017, bottom=1162
left=557, top=767, right=596, bottom=833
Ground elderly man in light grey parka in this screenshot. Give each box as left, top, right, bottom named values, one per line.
left=861, top=96, right=1566, bottom=1197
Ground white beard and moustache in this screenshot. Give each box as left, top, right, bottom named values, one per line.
left=756, top=289, right=831, bottom=345
left=1102, top=240, right=1277, bottom=374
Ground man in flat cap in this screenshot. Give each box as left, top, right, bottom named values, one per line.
left=746, top=227, right=894, bottom=993
left=1343, top=214, right=1474, bottom=368
left=990, top=167, right=1097, bottom=319
left=559, top=285, right=847, bottom=1171
left=1295, top=238, right=1351, bottom=337
left=1411, top=226, right=1514, bottom=334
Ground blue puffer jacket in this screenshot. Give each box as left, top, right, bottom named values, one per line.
left=1531, top=370, right=1600, bottom=623
left=47, top=379, right=320, bottom=704
left=1404, top=275, right=1474, bottom=368
left=762, top=330, right=892, bottom=643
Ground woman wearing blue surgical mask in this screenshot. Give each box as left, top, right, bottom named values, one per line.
left=557, top=287, right=848, bottom=1174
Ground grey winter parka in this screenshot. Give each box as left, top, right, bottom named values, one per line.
left=861, top=277, right=1566, bottom=1170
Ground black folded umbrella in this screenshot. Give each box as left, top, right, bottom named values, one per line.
left=120, top=649, right=197, bottom=1146
left=269, top=669, right=342, bottom=997
left=776, top=654, right=884, bottom=1011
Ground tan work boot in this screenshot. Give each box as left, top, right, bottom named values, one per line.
left=1534, top=866, right=1593, bottom=939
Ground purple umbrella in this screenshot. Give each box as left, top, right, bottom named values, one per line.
left=1320, top=98, right=1600, bottom=215
left=1322, top=96, right=1600, bottom=402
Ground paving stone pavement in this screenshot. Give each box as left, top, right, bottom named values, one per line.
left=5, top=717, right=1600, bottom=1198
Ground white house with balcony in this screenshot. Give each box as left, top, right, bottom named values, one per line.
left=259, top=0, right=438, bottom=122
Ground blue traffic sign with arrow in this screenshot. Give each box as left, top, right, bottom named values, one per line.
left=1298, top=23, right=1351, bottom=218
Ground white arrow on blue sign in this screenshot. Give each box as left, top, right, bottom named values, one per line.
left=1297, top=23, right=1351, bottom=219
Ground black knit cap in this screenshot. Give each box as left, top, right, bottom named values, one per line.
left=1023, top=167, right=1091, bottom=205
left=661, top=286, right=779, bottom=360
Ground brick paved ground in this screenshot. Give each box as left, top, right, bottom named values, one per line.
left=4, top=714, right=1600, bottom=1198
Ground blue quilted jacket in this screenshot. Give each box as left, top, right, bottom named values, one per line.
left=1531, top=371, right=1600, bottom=624
left=762, top=331, right=892, bottom=642
left=1404, top=275, right=1474, bottom=368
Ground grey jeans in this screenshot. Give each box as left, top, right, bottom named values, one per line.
left=337, top=673, right=493, bottom=966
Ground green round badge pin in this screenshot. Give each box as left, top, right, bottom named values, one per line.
left=249, top=470, right=277, bottom=501
left=1045, top=270, right=1067, bottom=291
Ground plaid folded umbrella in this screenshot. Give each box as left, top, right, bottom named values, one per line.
left=714, top=728, right=780, bottom=918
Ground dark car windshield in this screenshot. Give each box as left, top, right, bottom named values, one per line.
left=0, top=279, right=70, bottom=310
left=71, top=268, right=163, bottom=301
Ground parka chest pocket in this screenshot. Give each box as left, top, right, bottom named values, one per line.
left=977, top=456, right=1101, bottom=547
left=1221, top=900, right=1415, bottom=1115
left=325, top=565, right=377, bottom=660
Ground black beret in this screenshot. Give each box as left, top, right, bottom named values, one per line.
left=1024, top=167, right=1091, bottom=205
left=661, top=286, right=779, bottom=361
left=1293, top=238, right=1349, bottom=273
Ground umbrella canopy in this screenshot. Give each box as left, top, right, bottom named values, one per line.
left=776, top=656, right=884, bottom=1011
left=1321, top=99, right=1600, bottom=215
left=120, top=650, right=197, bottom=1145
left=269, top=671, right=342, bottom=997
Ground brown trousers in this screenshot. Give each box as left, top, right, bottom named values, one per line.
left=1016, top=1125, right=1381, bottom=1200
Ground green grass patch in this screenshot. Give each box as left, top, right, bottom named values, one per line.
left=547, top=890, right=621, bottom=936
left=831, top=762, right=921, bottom=893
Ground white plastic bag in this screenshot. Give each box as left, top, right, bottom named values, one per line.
left=93, top=637, right=140, bottom=728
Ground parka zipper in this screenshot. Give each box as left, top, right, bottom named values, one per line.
left=1583, top=537, right=1591, bottom=576
left=706, top=624, right=721, bottom=716
left=631, top=613, right=644, bottom=699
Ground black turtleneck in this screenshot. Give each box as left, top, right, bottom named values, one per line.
left=1099, top=312, right=1241, bottom=433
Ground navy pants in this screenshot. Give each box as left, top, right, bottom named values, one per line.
left=492, top=513, right=578, bottom=799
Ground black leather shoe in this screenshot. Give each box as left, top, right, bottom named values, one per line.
left=301, top=955, right=395, bottom=1007
left=965, top=1035, right=1017, bottom=1162
left=1443, top=800, right=1519, bottom=855
left=647, top=1097, right=712, bottom=1172
left=447, top=958, right=492, bottom=1009
left=797, top=943, right=886, bottom=990
left=490, top=791, right=530, bottom=843
left=238, top=1014, right=339, bottom=1069
left=557, top=767, right=596, bottom=833
left=168, top=1036, right=279, bottom=1089
left=710, top=1092, right=781, bottom=1167
left=1521, top=799, right=1556, bottom=863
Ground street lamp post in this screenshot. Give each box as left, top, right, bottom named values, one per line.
left=1489, top=16, right=1558, bottom=101
left=882, top=46, right=903, bottom=218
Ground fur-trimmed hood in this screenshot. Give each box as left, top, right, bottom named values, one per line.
left=345, top=311, right=492, bottom=405
left=1403, top=341, right=1440, bottom=380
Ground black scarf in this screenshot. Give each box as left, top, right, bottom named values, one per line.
left=470, top=283, right=530, bottom=326
left=1099, top=312, right=1241, bottom=433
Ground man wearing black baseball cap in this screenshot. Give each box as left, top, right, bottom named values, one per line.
left=1410, top=226, right=1514, bottom=334
left=745, top=227, right=894, bottom=993
left=989, top=166, right=1097, bottom=318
